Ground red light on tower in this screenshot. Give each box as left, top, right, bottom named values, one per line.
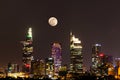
left=25, top=64, right=30, bottom=68
left=99, top=53, right=104, bottom=57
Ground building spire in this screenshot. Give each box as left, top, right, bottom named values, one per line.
left=70, top=31, right=72, bottom=36
left=27, top=27, right=32, bottom=41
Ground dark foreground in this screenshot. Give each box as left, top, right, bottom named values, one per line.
left=0, top=75, right=118, bottom=80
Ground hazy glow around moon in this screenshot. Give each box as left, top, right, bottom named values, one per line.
left=48, top=17, right=58, bottom=26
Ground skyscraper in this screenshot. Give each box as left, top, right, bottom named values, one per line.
left=21, top=27, right=33, bottom=73
left=91, top=44, right=101, bottom=75
left=7, top=63, right=19, bottom=73
left=70, top=32, right=83, bottom=74
left=31, top=59, right=45, bottom=76
left=115, top=58, right=120, bottom=77
left=51, top=42, right=62, bottom=75
left=45, top=57, right=54, bottom=77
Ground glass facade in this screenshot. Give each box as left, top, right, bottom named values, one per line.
left=70, top=32, right=83, bottom=74
left=51, top=42, right=62, bottom=75
left=22, top=28, right=33, bottom=73
left=91, top=44, right=101, bottom=75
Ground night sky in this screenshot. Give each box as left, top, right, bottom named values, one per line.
left=0, top=1, right=120, bottom=69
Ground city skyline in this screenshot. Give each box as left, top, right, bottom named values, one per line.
left=0, top=1, right=120, bottom=69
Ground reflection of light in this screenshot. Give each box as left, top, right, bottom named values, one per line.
left=99, top=53, right=104, bottom=57
left=25, top=64, right=30, bottom=68
left=72, top=36, right=81, bottom=43
left=115, top=58, right=120, bottom=60
left=28, top=27, right=32, bottom=38
left=118, top=67, right=120, bottom=76
left=72, top=45, right=82, bottom=48
left=108, top=68, right=112, bottom=71
left=53, top=43, right=61, bottom=49
left=48, top=75, right=52, bottom=78
left=8, top=72, right=26, bottom=78
left=95, top=44, right=101, bottom=46
left=113, top=65, right=116, bottom=68
left=49, top=58, right=53, bottom=60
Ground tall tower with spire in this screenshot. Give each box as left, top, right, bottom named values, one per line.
left=21, top=27, right=33, bottom=73
left=70, top=32, right=83, bottom=74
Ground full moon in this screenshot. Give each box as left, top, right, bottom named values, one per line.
left=48, top=17, right=58, bottom=26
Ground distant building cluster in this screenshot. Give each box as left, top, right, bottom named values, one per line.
left=0, top=27, right=120, bottom=79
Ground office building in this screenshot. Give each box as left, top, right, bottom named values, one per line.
left=21, top=27, right=33, bottom=73
left=31, top=59, right=45, bottom=77
left=7, top=63, right=19, bottom=73
left=91, top=44, right=102, bottom=75
left=70, top=32, right=83, bottom=74
left=51, top=42, right=62, bottom=75
left=45, top=57, right=54, bottom=78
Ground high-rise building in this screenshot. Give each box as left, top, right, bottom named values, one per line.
left=115, top=58, right=120, bottom=76
left=91, top=44, right=114, bottom=76
left=31, top=59, right=45, bottom=76
left=51, top=42, right=62, bottom=75
left=7, top=63, right=19, bottom=73
left=45, top=57, right=54, bottom=78
left=91, top=44, right=101, bottom=75
left=21, top=27, right=33, bottom=73
left=100, top=54, right=114, bottom=75
left=70, top=32, right=83, bottom=74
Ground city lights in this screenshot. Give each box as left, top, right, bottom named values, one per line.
left=70, top=32, right=83, bottom=74
left=0, top=28, right=118, bottom=80
left=21, top=27, right=33, bottom=73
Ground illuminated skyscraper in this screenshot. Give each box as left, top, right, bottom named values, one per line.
left=115, top=58, right=120, bottom=77
left=70, top=32, right=83, bottom=74
left=51, top=42, right=62, bottom=75
left=21, top=27, right=33, bottom=73
left=91, top=44, right=101, bottom=75
left=45, top=57, right=54, bottom=77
